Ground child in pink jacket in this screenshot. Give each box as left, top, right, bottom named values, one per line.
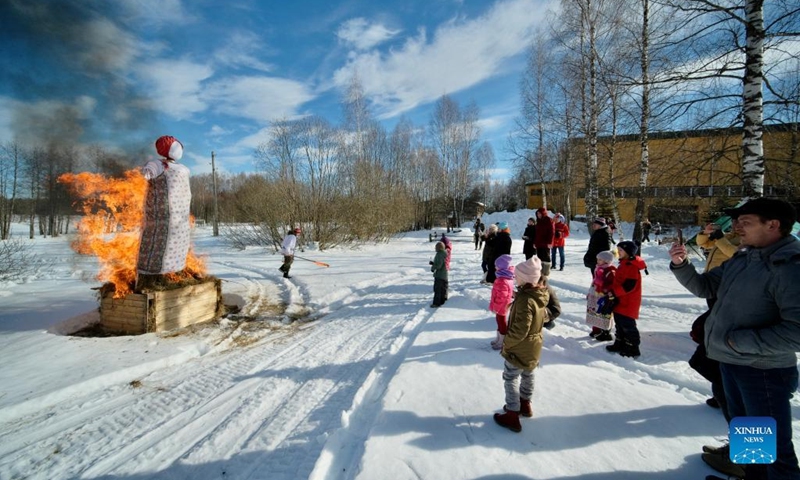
left=489, top=254, right=515, bottom=350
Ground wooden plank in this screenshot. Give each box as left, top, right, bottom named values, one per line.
left=101, top=316, right=146, bottom=334
left=151, top=282, right=219, bottom=309
left=152, top=294, right=218, bottom=315
left=100, top=306, right=147, bottom=317
left=154, top=301, right=220, bottom=331
left=101, top=294, right=148, bottom=308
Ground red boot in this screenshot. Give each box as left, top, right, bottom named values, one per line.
left=520, top=398, right=532, bottom=418
left=503, top=398, right=532, bottom=418
left=493, top=410, right=521, bottom=432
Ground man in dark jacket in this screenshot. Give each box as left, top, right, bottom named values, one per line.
left=487, top=222, right=512, bottom=283
left=522, top=217, right=536, bottom=260
left=583, top=217, right=613, bottom=276
left=669, top=197, right=800, bottom=480
left=533, top=207, right=554, bottom=265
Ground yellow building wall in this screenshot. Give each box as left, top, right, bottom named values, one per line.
left=527, top=126, right=799, bottom=224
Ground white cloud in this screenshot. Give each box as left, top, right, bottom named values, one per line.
left=213, top=32, right=275, bottom=72
left=203, top=76, right=314, bottom=124
left=136, top=59, right=214, bottom=120
left=208, top=125, right=232, bottom=137
left=332, top=0, right=557, bottom=118
left=337, top=18, right=400, bottom=50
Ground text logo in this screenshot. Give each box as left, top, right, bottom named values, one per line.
left=729, top=417, right=776, bottom=464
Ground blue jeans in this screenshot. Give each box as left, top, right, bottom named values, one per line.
left=720, top=363, right=800, bottom=480
left=551, top=246, right=565, bottom=269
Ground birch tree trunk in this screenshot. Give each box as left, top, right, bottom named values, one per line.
left=633, top=0, right=651, bottom=243
left=741, top=0, right=765, bottom=198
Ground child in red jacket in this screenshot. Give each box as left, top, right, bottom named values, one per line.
left=605, top=241, right=648, bottom=358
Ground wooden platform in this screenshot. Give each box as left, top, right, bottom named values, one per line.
left=99, top=278, right=222, bottom=334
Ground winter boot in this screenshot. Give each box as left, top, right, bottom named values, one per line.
left=706, top=397, right=721, bottom=409
left=702, top=452, right=746, bottom=478
left=491, top=334, right=505, bottom=350
left=620, top=342, right=641, bottom=358
left=595, top=330, right=613, bottom=342
left=702, top=443, right=729, bottom=455
left=503, top=398, right=532, bottom=418
left=590, top=327, right=602, bottom=338
left=519, top=398, right=533, bottom=418
left=283, top=271, right=291, bottom=279
left=606, top=339, right=625, bottom=353
left=493, top=410, right=521, bottom=432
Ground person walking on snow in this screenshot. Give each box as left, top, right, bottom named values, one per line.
left=489, top=254, right=515, bottom=350
left=279, top=227, right=301, bottom=278
left=493, top=256, right=549, bottom=433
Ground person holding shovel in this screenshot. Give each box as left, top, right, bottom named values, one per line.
left=279, top=227, right=301, bottom=279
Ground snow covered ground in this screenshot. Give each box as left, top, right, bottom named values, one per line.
left=1, top=210, right=798, bottom=480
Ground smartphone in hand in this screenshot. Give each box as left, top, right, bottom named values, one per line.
left=677, top=227, right=684, bottom=245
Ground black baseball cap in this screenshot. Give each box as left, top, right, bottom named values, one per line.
left=724, top=197, right=797, bottom=228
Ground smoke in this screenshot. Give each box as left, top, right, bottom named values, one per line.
left=1, top=0, right=159, bottom=151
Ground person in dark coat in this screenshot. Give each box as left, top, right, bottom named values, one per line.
left=481, top=224, right=498, bottom=283
left=487, top=222, right=512, bottom=284
left=522, top=217, right=536, bottom=260
left=583, top=217, right=613, bottom=276
left=642, top=218, right=652, bottom=243
left=533, top=208, right=554, bottom=266
left=473, top=218, right=485, bottom=250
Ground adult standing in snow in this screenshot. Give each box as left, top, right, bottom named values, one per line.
left=487, top=222, right=512, bottom=284
left=473, top=218, right=484, bottom=250
left=279, top=227, right=301, bottom=279
left=533, top=208, right=554, bottom=268
left=689, top=224, right=741, bottom=413
left=521, top=217, right=536, bottom=260
left=583, top=218, right=613, bottom=276
left=430, top=241, right=448, bottom=308
left=137, top=135, right=192, bottom=283
left=669, top=197, right=800, bottom=480
left=551, top=214, right=570, bottom=271
left=481, top=224, right=498, bottom=283
left=642, top=218, right=652, bottom=242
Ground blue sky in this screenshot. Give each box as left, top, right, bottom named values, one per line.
left=0, top=0, right=558, bottom=179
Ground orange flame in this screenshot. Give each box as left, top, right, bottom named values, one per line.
left=59, top=170, right=206, bottom=297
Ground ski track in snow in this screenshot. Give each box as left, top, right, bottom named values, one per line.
left=0, top=263, right=432, bottom=480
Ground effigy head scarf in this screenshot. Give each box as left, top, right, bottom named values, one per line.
left=155, top=135, right=184, bottom=161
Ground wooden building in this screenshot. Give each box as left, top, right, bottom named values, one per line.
left=526, top=123, right=799, bottom=225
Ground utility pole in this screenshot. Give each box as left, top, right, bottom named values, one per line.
left=211, top=151, right=219, bottom=237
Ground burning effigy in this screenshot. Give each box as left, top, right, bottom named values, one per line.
left=59, top=136, right=221, bottom=334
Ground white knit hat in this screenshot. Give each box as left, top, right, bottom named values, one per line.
left=515, top=256, right=542, bottom=286
left=596, top=251, right=615, bottom=264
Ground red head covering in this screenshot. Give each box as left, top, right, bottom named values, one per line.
left=155, top=135, right=184, bottom=161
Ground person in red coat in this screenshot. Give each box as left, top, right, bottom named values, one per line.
left=533, top=207, right=554, bottom=268
left=605, top=241, right=648, bottom=358
left=551, top=214, right=570, bottom=271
